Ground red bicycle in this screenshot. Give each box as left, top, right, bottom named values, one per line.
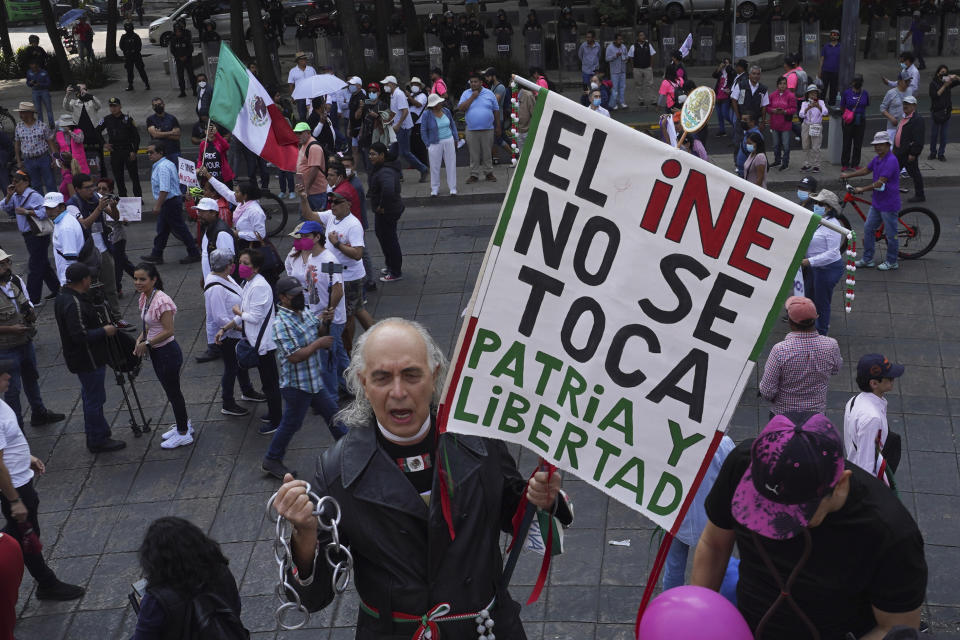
left=836, top=183, right=940, bottom=259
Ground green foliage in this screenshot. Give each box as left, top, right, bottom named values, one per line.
left=0, top=49, right=20, bottom=80
left=596, top=0, right=631, bottom=27
left=69, top=56, right=113, bottom=89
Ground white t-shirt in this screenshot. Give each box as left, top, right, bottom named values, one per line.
left=52, top=208, right=85, bottom=285
left=285, top=248, right=347, bottom=325
left=315, top=210, right=366, bottom=282
left=203, top=272, right=243, bottom=343
left=390, top=89, right=414, bottom=130
left=409, top=92, right=428, bottom=118
left=0, top=399, right=32, bottom=488
left=287, top=65, right=317, bottom=87
left=200, top=230, right=235, bottom=279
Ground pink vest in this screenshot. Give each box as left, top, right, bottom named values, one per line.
left=56, top=129, right=89, bottom=174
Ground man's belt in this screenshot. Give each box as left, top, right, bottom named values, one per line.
left=360, top=596, right=496, bottom=640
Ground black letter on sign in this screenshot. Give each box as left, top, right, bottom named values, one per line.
left=573, top=216, right=620, bottom=286
left=514, top=188, right=579, bottom=270
left=605, top=324, right=661, bottom=387
left=638, top=254, right=710, bottom=324
left=575, top=129, right=608, bottom=207
left=517, top=266, right=565, bottom=337
left=646, top=348, right=709, bottom=422
left=534, top=112, right=585, bottom=192
left=561, top=297, right=605, bottom=363
left=694, top=273, right=755, bottom=350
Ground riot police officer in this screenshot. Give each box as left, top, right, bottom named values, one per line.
left=119, top=22, right=150, bottom=92
left=439, top=11, right=461, bottom=72
left=169, top=21, right=197, bottom=98
left=95, top=98, right=141, bottom=198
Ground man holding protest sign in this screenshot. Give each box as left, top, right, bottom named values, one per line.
left=273, top=318, right=573, bottom=637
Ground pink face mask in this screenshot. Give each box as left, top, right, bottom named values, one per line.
left=237, top=264, right=254, bottom=280
left=293, top=237, right=315, bottom=252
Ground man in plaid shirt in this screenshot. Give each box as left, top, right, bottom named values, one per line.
left=759, top=296, right=842, bottom=416
left=262, top=275, right=347, bottom=480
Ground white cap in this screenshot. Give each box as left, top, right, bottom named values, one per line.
left=380, top=75, right=398, bottom=85
left=348, top=76, right=362, bottom=86
left=871, top=131, right=891, bottom=145
left=196, top=197, right=219, bottom=211
left=903, top=95, right=918, bottom=104
left=42, top=192, right=64, bottom=208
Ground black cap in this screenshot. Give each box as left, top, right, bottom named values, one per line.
left=108, top=97, right=121, bottom=106
left=276, top=275, right=303, bottom=297
left=856, top=353, right=905, bottom=381
left=65, top=262, right=91, bottom=283
left=797, top=175, right=818, bottom=192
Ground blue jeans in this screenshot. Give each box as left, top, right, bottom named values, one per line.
left=394, top=127, right=427, bottom=173
left=278, top=171, right=295, bottom=193
left=219, top=337, right=253, bottom=404
left=266, top=386, right=345, bottom=461
left=31, top=90, right=54, bottom=128
left=862, top=206, right=899, bottom=265
left=322, top=322, right=349, bottom=395
left=22, top=232, right=59, bottom=303
left=581, top=72, right=593, bottom=86
left=23, top=154, right=56, bottom=195
left=151, top=196, right=200, bottom=259
left=716, top=100, right=734, bottom=134
left=804, top=259, right=845, bottom=335
left=662, top=538, right=739, bottom=605
left=0, top=342, right=45, bottom=428
left=149, top=340, right=189, bottom=434
left=77, top=367, right=111, bottom=448
left=930, top=118, right=949, bottom=158
left=610, top=72, right=626, bottom=107
left=772, top=128, right=791, bottom=166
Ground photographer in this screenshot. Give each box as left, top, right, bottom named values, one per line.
left=53, top=263, right=126, bottom=454
left=96, top=178, right=136, bottom=298
left=0, top=250, right=62, bottom=431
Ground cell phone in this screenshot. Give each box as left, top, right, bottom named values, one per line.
left=294, top=173, right=304, bottom=191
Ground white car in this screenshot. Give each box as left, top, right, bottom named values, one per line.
left=148, top=0, right=252, bottom=47
left=650, top=0, right=768, bottom=20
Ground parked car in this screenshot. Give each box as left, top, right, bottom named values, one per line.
left=649, top=0, right=768, bottom=20
left=148, top=0, right=254, bottom=46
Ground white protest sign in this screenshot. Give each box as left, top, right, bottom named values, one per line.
left=117, top=197, right=142, bottom=222
left=438, top=89, right=818, bottom=533
left=178, top=157, right=198, bottom=187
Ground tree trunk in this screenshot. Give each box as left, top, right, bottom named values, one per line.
left=245, top=0, right=278, bottom=88
left=105, top=0, right=119, bottom=59
left=41, top=0, right=71, bottom=86
left=336, top=0, right=363, bottom=72
left=0, top=3, right=14, bottom=60
left=230, top=0, right=250, bottom=59
left=374, top=0, right=391, bottom=64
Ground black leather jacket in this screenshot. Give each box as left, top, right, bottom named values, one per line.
left=54, top=287, right=108, bottom=373
left=290, top=419, right=572, bottom=639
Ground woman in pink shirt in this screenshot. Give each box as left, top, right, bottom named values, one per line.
left=768, top=76, right=797, bottom=170
left=197, top=123, right=235, bottom=186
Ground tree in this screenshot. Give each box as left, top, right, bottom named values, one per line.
left=245, top=0, right=278, bottom=88
left=335, top=0, right=363, bottom=73
left=40, top=0, right=71, bottom=85
left=105, top=0, right=119, bottom=59
left=230, top=0, right=250, bottom=60
left=0, top=3, right=14, bottom=60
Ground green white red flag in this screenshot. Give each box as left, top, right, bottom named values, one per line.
left=209, top=42, right=298, bottom=173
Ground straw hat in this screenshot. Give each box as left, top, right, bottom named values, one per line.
left=14, top=101, right=35, bottom=112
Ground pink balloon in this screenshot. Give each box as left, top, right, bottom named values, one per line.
left=637, top=586, right=753, bottom=640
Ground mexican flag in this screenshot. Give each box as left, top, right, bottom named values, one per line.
left=209, top=43, right=298, bottom=172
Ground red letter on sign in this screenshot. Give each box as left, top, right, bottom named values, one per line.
left=664, top=170, right=744, bottom=258
left=728, top=200, right=794, bottom=281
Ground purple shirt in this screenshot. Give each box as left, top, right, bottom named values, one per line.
left=820, top=43, right=841, bottom=72
left=868, top=151, right=901, bottom=212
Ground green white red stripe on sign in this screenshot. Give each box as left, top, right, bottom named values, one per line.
left=209, top=42, right=299, bottom=173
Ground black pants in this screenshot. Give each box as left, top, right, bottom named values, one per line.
left=1, top=481, right=57, bottom=588
left=109, top=238, right=136, bottom=291
left=243, top=146, right=269, bottom=189
left=220, top=337, right=253, bottom=404
left=257, top=349, right=283, bottom=426
left=110, top=149, right=141, bottom=197
left=841, top=121, right=866, bottom=168
left=897, top=150, right=924, bottom=198
left=22, top=232, right=59, bottom=303
left=125, top=53, right=149, bottom=88
left=175, top=58, right=197, bottom=94
left=149, top=340, right=189, bottom=434
left=821, top=70, right=839, bottom=105
left=374, top=211, right=402, bottom=277
left=442, top=48, right=459, bottom=74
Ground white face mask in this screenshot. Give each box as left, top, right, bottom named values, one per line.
left=345, top=168, right=354, bottom=177
left=590, top=82, right=599, bottom=90
left=198, top=81, right=207, bottom=89
left=384, top=86, right=392, bottom=93
left=411, top=86, right=420, bottom=94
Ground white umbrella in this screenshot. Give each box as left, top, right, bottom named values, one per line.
left=292, top=74, right=348, bottom=100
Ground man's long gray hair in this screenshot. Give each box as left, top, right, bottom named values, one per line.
left=336, top=318, right=450, bottom=428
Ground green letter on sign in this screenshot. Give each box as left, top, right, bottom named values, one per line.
left=468, top=328, right=501, bottom=370
left=490, top=341, right=526, bottom=387
left=605, top=457, right=645, bottom=507
left=647, top=472, right=683, bottom=516
left=499, top=393, right=530, bottom=434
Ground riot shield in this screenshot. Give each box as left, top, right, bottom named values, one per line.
left=696, top=22, right=715, bottom=66
left=525, top=28, right=544, bottom=69
left=387, top=33, right=410, bottom=84
left=322, top=35, right=347, bottom=75
left=923, top=16, right=940, bottom=55
left=425, top=33, right=442, bottom=70
left=296, top=36, right=317, bottom=68
left=202, top=40, right=220, bottom=81
left=496, top=31, right=512, bottom=58
left=897, top=16, right=911, bottom=55
left=661, top=22, right=677, bottom=68
left=734, top=22, right=749, bottom=59
left=801, top=21, right=819, bottom=69
left=944, top=13, right=960, bottom=56
left=868, top=18, right=890, bottom=59
left=558, top=28, right=579, bottom=73
left=771, top=18, right=788, bottom=54
left=361, top=34, right=378, bottom=69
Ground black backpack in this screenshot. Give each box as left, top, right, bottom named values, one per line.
left=151, top=588, right=249, bottom=640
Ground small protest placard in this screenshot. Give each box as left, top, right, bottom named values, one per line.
left=178, top=157, right=198, bottom=187
left=117, top=197, right=142, bottom=222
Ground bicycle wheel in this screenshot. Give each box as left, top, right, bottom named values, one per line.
left=893, top=207, right=939, bottom=260
left=261, top=192, right=289, bottom=238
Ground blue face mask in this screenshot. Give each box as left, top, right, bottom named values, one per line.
left=797, top=190, right=809, bottom=201
left=745, top=144, right=756, bottom=153
left=900, top=62, right=907, bottom=70
left=813, top=204, right=826, bottom=216
left=592, top=98, right=601, bottom=107
left=368, top=91, right=378, bottom=100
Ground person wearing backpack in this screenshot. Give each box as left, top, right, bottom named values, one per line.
left=132, top=516, right=247, bottom=639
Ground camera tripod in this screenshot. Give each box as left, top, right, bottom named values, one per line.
left=90, top=284, right=151, bottom=437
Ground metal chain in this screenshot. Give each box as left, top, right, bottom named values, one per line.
left=266, top=484, right=352, bottom=631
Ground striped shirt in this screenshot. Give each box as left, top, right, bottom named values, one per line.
left=272, top=305, right=325, bottom=393
left=759, top=331, right=842, bottom=415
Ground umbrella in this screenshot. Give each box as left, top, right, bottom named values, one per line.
left=59, top=9, right=88, bottom=28
left=291, top=74, right=347, bottom=101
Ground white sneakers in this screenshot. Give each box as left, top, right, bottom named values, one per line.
left=160, top=421, right=194, bottom=449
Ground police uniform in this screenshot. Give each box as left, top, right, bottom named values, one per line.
left=96, top=106, right=141, bottom=197
left=169, top=29, right=197, bottom=96
left=119, top=28, right=150, bottom=91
